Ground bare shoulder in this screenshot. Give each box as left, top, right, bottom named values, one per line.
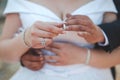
left=103, top=12, right=117, bottom=23
left=0, top=13, right=22, bottom=40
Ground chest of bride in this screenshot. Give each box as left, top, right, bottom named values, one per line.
left=19, top=13, right=103, bottom=47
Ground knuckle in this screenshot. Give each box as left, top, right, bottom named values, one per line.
left=83, top=15, right=88, bottom=18
left=88, top=22, right=92, bottom=26
left=47, top=27, right=53, bottom=31
left=72, top=15, right=77, bottom=19
left=31, top=37, right=35, bottom=43
left=75, top=20, right=80, bottom=24
left=34, top=21, right=40, bottom=27
left=69, top=26, right=73, bottom=30
left=48, top=33, right=53, bottom=37
left=86, top=22, right=91, bottom=26
left=46, top=39, right=53, bottom=44
left=31, top=30, right=36, bottom=35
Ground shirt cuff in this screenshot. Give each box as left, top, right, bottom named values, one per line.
left=98, top=30, right=109, bottom=46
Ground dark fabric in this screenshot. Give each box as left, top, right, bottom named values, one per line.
left=111, top=67, right=116, bottom=80
left=114, top=0, right=120, bottom=19
left=98, top=20, right=120, bottom=52
left=97, top=0, right=120, bottom=52
left=96, top=0, right=120, bottom=79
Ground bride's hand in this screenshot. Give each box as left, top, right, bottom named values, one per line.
left=24, top=21, right=64, bottom=48
left=45, top=42, right=87, bottom=66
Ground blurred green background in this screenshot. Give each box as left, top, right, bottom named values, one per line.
left=0, top=0, right=6, bottom=34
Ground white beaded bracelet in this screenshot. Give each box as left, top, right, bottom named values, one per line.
left=85, top=48, right=91, bottom=65
left=22, top=29, right=31, bottom=48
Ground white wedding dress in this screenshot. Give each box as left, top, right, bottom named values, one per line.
left=4, top=0, right=117, bottom=80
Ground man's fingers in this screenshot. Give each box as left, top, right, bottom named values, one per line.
left=35, top=50, right=43, bottom=55
left=66, top=19, right=88, bottom=26
left=65, top=25, right=83, bottom=31
left=66, top=13, right=72, bottom=18
left=78, top=26, right=93, bottom=33
left=70, top=15, right=84, bottom=18
left=65, top=25, right=93, bottom=34
left=22, top=54, right=44, bottom=62
left=77, top=31, right=91, bottom=40
left=67, top=15, right=89, bottom=21
left=23, top=60, right=44, bottom=71
left=49, top=22, right=63, bottom=28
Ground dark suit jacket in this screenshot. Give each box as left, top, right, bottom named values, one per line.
left=98, top=1, right=120, bottom=79
left=98, top=0, right=120, bottom=52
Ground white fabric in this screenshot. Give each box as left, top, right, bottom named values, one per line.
left=98, top=30, right=109, bottom=46
left=4, top=0, right=117, bottom=80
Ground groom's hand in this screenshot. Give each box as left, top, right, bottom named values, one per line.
left=65, top=14, right=104, bottom=44
left=21, top=48, right=45, bottom=71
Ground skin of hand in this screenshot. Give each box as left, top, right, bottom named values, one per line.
left=44, top=42, right=87, bottom=66
left=25, top=21, right=64, bottom=48
left=21, top=48, right=45, bottom=71
left=21, top=44, right=120, bottom=69
left=65, top=14, right=105, bottom=44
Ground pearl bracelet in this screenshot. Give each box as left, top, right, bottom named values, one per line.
left=22, top=29, right=31, bottom=48
left=85, top=48, right=91, bottom=65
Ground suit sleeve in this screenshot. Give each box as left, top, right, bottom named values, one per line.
left=97, top=20, right=120, bottom=52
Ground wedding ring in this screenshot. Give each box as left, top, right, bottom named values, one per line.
left=40, top=38, right=46, bottom=47
left=63, top=23, right=67, bottom=30
left=62, top=18, right=68, bottom=30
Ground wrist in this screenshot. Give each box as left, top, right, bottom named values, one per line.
left=23, top=28, right=32, bottom=48
left=78, top=48, right=88, bottom=64
left=79, top=48, right=91, bottom=65
left=97, top=27, right=105, bottom=43
left=85, top=48, right=91, bottom=65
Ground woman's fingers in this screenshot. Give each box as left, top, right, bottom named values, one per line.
left=31, top=28, right=58, bottom=38
left=48, top=42, right=64, bottom=49
left=34, top=21, right=63, bottom=34
left=25, top=21, right=65, bottom=48
left=48, top=22, right=63, bottom=28
left=31, top=38, right=53, bottom=48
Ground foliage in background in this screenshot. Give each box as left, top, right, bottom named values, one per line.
left=0, top=0, right=7, bottom=18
